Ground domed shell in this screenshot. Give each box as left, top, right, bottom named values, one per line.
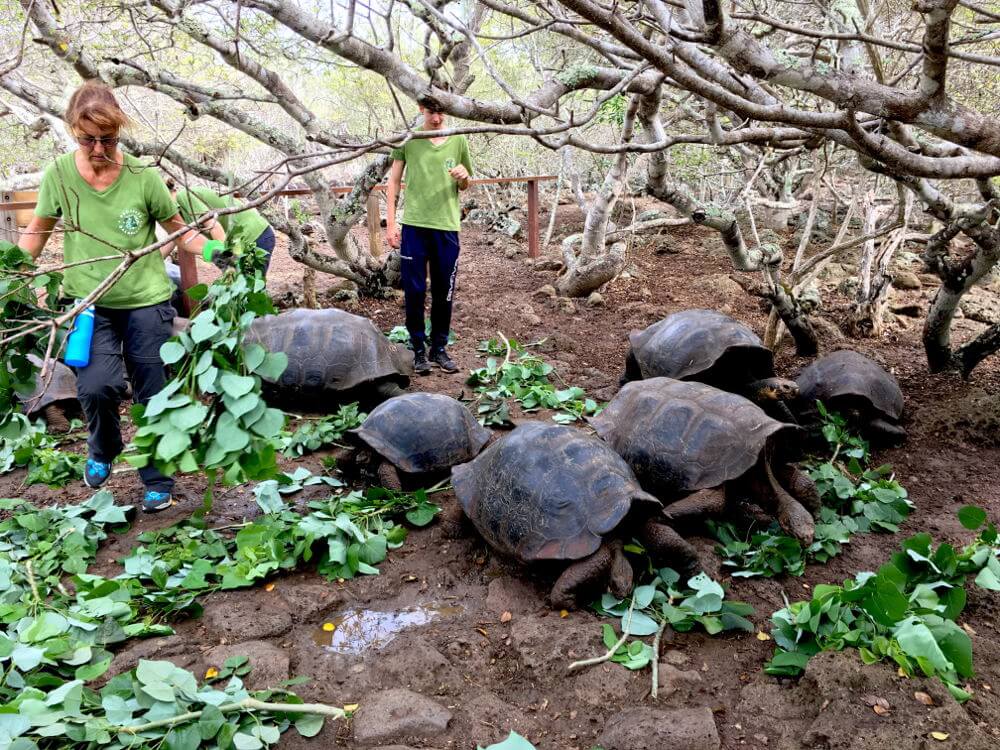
left=246, top=308, right=410, bottom=396
left=18, top=355, right=78, bottom=416
left=451, top=422, right=658, bottom=563
left=795, top=350, right=903, bottom=420
left=590, top=377, right=797, bottom=497
left=353, top=393, right=491, bottom=474
left=629, top=309, right=773, bottom=384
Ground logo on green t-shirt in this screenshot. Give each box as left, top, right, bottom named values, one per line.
left=118, top=208, right=145, bottom=236
left=444, top=158, right=456, bottom=172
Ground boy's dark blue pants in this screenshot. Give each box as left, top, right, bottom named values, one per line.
left=74, top=301, right=176, bottom=493
left=400, top=225, right=460, bottom=351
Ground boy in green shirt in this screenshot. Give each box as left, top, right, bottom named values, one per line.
left=387, top=97, right=473, bottom=374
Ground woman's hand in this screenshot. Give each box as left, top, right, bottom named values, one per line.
left=387, top=225, right=401, bottom=249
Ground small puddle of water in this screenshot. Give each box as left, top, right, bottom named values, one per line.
left=312, top=603, right=463, bottom=654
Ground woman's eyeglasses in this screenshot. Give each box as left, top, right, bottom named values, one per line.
left=77, top=135, right=119, bottom=149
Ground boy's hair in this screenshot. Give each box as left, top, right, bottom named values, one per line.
left=417, top=81, right=452, bottom=111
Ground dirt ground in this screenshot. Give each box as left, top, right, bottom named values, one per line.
left=10, top=200, right=1000, bottom=749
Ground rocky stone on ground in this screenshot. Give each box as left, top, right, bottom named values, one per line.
left=891, top=271, right=922, bottom=290
left=203, top=591, right=293, bottom=641
left=352, top=688, right=452, bottom=745
left=597, top=706, right=721, bottom=750
left=960, top=289, right=1000, bottom=325
left=204, top=641, right=289, bottom=689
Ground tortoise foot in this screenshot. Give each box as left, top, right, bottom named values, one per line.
left=776, top=465, right=822, bottom=514
left=641, top=519, right=702, bottom=578
left=376, top=461, right=403, bottom=491
left=43, top=404, right=71, bottom=434
left=662, top=488, right=727, bottom=525
left=550, top=543, right=619, bottom=610
left=439, top=501, right=470, bottom=538
left=868, top=417, right=907, bottom=446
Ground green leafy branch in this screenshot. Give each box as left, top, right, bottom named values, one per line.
left=467, top=335, right=600, bottom=426
left=765, top=506, right=1000, bottom=701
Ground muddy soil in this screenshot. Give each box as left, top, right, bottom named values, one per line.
left=11, top=201, right=1000, bottom=748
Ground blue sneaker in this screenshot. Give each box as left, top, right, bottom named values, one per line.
left=142, top=490, right=174, bottom=513
left=84, top=459, right=111, bottom=489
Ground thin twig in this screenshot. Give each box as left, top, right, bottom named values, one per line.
left=650, top=620, right=669, bottom=699
left=568, top=597, right=637, bottom=671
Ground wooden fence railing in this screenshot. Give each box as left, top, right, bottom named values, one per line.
left=0, top=177, right=556, bottom=297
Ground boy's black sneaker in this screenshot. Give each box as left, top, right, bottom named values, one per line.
left=430, top=348, right=459, bottom=373
left=413, top=348, right=432, bottom=375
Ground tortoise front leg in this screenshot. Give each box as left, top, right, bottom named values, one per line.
left=640, top=519, right=702, bottom=578
left=868, top=417, right=907, bottom=445
left=43, top=404, right=71, bottom=433
left=620, top=348, right=642, bottom=386
left=760, top=461, right=815, bottom=544
left=439, top=501, right=471, bottom=538
left=774, top=464, right=822, bottom=514
left=661, top=488, right=727, bottom=525
left=550, top=542, right=621, bottom=610
left=376, top=461, right=404, bottom=491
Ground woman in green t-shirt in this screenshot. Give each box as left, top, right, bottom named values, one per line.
left=18, top=81, right=223, bottom=514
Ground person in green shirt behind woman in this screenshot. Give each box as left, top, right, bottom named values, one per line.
left=18, top=81, right=224, bottom=513
left=166, top=181, right=275, bottom=273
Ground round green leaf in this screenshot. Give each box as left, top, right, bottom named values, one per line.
left=159, top=341, right=187, bottom=365
left=168, top=403, right=209, bottom=432
left=156, top=431, right=192, bottom=462
left=220, top=372, right=256, bottom=399
left=958, top=505, right=987, bottom=530
left=248, top=408, right=285, bottom=438
left=294, top=714, right=324, bottom=738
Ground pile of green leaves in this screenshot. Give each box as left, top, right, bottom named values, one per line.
left=277, top=403, right=365, bottom=457
left=127, top=249, right=286, bottom=498
left=593, top=568, right=754, bottom=671
left=467, top=336, right=599, bottom=426
left=711, top=403, right=911, bottom=578
left=120, top=474, right=440, bottom=612
left=0, top=480, right=432, bottom=747
left=0, top=242, right=63, bottom=429
left=765, top=506, right=1000, bottom=701
left=1, top=412, right=87, bottom=488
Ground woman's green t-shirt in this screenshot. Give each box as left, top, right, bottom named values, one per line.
left=174, top=186, right=270, bottom=248
left=390, top=134, right=473, bottom=232
left=34, top=152, right=178, bottom=309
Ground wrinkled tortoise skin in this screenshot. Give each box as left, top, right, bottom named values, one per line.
left=590, top=377, right=798, bottom=499
left=19, top=355, right=78, bottom=416
left=246, top=308, right=410, bottom=398
left=451, top=422, right=658, bottom=563
left=353, top=393, right=491, bottom=474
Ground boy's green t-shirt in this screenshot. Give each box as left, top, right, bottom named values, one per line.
left=174, top=186, right=270, bottom=248
left=34, top=152, right=178, bottom=309
left=390, top=134, right=473, bottom=232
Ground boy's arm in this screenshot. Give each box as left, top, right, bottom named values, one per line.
left=386, top=159, right=405, bottom=248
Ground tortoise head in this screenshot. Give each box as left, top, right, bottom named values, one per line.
left=753, top=377, right=799, bottom=402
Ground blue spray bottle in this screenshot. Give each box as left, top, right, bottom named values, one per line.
left=64, top=304, right=95, bottom=368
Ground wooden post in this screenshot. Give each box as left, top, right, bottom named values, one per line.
left=177, top=248, right=199, bottom=317
left=527, top=178, right=539, bottom=258
left=0, top=192, right=17, bottom=244
left=366, top=192, right=382, bottom=257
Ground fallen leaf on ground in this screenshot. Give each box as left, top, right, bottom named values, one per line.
left=343, top=703, right=359, bottom=713
left=264, top=583, right=275, bottom=592
left=914, top=691, right=934, bottom=706
left=205, top=667, right=219, bottom=679
left=756, top=631, right=771, bottom=641
left=929, top=731, right=949, bottom=741
left=322, top=622, right=335, bottom=632
left=500, top=611, right=513, bottom=623
left=559, top=609, right=569, bottom=618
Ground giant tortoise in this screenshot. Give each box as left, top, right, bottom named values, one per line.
left=450, top=421, right=700, bottom=609
left=245, top=308, right=410, bottom=409
left=590, top=377, right=819, bottom=543
left=17, top=355, right=80, bottom=433
left=624, top=309, right=799, bottom=420
left=795, top=350, right=905, bottom=445
left=343, top=393, right=492, bottom=489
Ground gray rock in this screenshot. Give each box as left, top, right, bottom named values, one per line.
left=960, top=290, right=1000, bottom=324
left=371, top=637, right=461, bottom=694
left=587, top=292, right=605, bottom=307
left=277, top=582, right=343, bottom=620
left=597, top=707, right=721, bottom=750
left=203, top=592, right=293, bottom=641
left=891, top=271, right=922, bottom=290
left=511, top=614, right=598, bottom=671
left=204, top=641, right=289, bottom=690
left=692, top=274, right=743, bottom=301
left=504, top=247, right=519, bottom=259
left=557, top=297, right=577, bottom=314
left=352, top=689, right=452, bottom=745
left=485, top=576, right=541, bottom=616
left=656, top=662, right=703, bottom=698
left=533, top=284, right=557, bottom=299
left=638, top=209, right=667, bottom=222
